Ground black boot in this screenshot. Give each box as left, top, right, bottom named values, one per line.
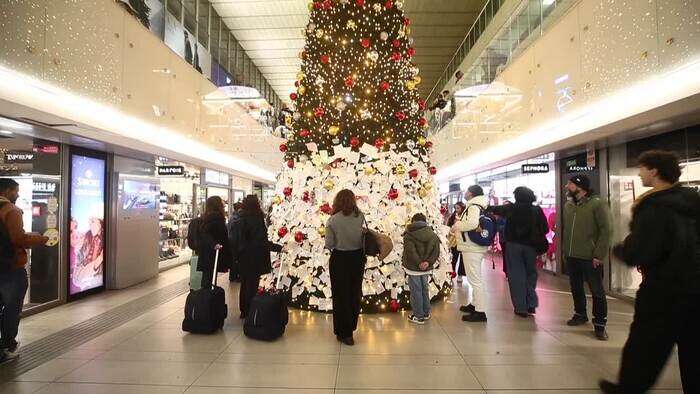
left=460, top=304, right=476, bottom=314
left=598, top=380, right=621, bottom=394
left=462, top=311, right=487, bottom=322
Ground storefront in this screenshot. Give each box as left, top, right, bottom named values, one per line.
left=156, top=161, right=200, bottom=271
left=0, top=133, right=63, bottom=311
left=203, top=168, right=232, bottom=215
left=607, top=126, right=700, bottom=298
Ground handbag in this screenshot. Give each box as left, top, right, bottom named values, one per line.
left=363, top=217, right=393, bottom=260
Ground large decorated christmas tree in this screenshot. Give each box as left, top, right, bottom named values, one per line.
left=264, top=0, right=452, bottom=313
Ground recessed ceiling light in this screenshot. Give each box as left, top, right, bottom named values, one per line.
left=0, top=130, right=13, bottom=135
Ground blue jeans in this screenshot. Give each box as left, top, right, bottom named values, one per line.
left=0, top=267, right=28, bottom=349
left=407, top=275, right=430, bottom=319
left=505, top=242, right=539, bottom=313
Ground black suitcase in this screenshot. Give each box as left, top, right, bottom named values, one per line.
left=182, top=248, right=227, bottom=334
left=243, top=256, right=289, bottom=341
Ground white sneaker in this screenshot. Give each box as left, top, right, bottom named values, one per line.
left=5, top=342, right=19, bottom=359
left=456, top=276, right=463, bottom=283
left=408, top=315, right=425, bottom=325
left=424, top=314, right=432, bottom=321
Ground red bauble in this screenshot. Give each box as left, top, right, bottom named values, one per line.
left=392, top=39, right=401, bottom=48
left=287, top=159, right=295, bottom=169
left=314, top=107, right=325, bottom=117
left=320, top=202, right=332, bottom=215
left=322, top=0, right=332, bottom=9
left=294, top=231, right=305, bottom=243
left=385, top=0, right=393, bottom=9
left=302, top=191, right=310, bottom=202
left=391, top=52, right=401, bottom=61
left=356, top=0, right=365, bottom=6
left=374, top=138, right=385, bottom=148
left=350, top=136, right=360, bottom=148
left=389, top=299, right=400, bottom=312
left=283, top=187, right=293, bottom=197
left=300, top=129, right=311, bottom=138
left=294, top=80, right=300, bottom=87
left=440, top=205, right=448, bottom=215
left=279, top=144, right=287, bottom=152
left=313, top=2, right=322, bottom=10
left=404, top=17, right=411, bottom=26
left=425, top=141, right=434, bottom=149
left=360, top=38, right=370, bottom=48
left=320, top=54, right=330, bottom=64
left=407, top=47, right=416, bottom=57
left=278, top=226, right=288, bottom=237
left=344, top=76, right=355, bottom=88
left=290, top=92, right=298, bottom=101
left=418, top=99, right=426, bottom=111
left=379, top=81, right=390, bottom=91
left=418, top=117, right=427, bottom=127
left=408, top=169, right=419, bottom=178
left=395, top=111, right=406, bottom=121
left=388, top=188, right=399, bottom=200
left=450, top=271, right=457, bottom=278
left=428, top=166, right=437, bottom=175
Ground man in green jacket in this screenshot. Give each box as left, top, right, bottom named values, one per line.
left=563, top=175, right=612, bottom=341
left=402, top=213, right=440, bottom=325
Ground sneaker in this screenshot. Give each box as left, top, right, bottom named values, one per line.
left=566, top=314, right=589, bottom=326
left=595, top=327, right=609, bottom=341
left=340, top=336, right=355, bottom=346
left=462, top=312, right=487, bottom=322
left=3, top=343, right=19, bottom=360
left=423, top=313, right=431, bottom=321
left=514, top=311, right=530, bottom=318
left=408, top=315, right=425, bottom=325
left=599, top=379, right=621, bottom=394
left=459, top=304, right=476, bottom=314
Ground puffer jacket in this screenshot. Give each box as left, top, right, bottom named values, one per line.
left=613, top=184, right=700, bottom=294
left=452, top=195, right=489, bottom=253
left=402, top=221, right=440, bottom=271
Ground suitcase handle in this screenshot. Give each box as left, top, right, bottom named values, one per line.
left=212, top=247, right=220, bottom=289
left=274, top=251, right=285, bottom=291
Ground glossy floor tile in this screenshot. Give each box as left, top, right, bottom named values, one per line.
left=2, top=258, right=685, bottom=393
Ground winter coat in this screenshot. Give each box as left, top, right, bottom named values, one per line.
left=451, top=195, right=489, bottom=253
left=562, top=195, right=612, bottom=260
left=488, top=203, right=549, bottom=248
left=197, top=214, right=233, bottom=273
left=0, top=197, right=46, bottom=269
left=402, top=221, right=440, bottom=272
left=612, top=184, right=700, bottom=294
left=237, top=212, right=282, bottom=278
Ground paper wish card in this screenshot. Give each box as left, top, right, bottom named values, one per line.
left=306, top=142, right=318, bottom=152
left=346, top=151, right=360, bottom=164
left=359, top=143, right=379, bottom=158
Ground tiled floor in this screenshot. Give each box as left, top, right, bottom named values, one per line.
left=0, top=261, right=684, bottom=393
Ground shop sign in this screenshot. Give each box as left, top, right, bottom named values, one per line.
left=33, top=145, right=59, bottom=154
left=522, top=164, right=550, bottom=174
left=157, top=165, right=185, bottom=177
left=4, top=151, right=34, bottom=163
left=204, top=169, right=230, bottom=186
left=33, top=181, right=57, bottom=194
left=567, top=165, right=595, bottom=173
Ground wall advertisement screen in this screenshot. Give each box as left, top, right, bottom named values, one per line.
left=122, top=180, right=158, bottom=210
left=69, top=153, right=107, bottom=297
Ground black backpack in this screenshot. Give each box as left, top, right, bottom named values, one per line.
left=187, top=217, right=202, bottom=253
left=0, top=202, right=17, bottom=273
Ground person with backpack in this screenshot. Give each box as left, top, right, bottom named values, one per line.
left=451, top=185, right=491, bottom=323
left=562, top=174, right=612, bottom=341
left=0, top=179, right=49, bottom=362
left=227, top=202, right=243, bottom=282
left=325, top=189, right=366, bottom=345
left=402, top=213, right=441, bottom=324
left=236, top=195, right=282, bottom=319
left=197, top=197, right=233, bottom=290
left=487, top=187, right=549, bottom=317
left=599, top=151, right=700, bottom=394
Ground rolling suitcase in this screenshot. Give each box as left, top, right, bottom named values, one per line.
left=182, top=248, right=227, bottom=334
left=243, top=255, right=289, bottom=341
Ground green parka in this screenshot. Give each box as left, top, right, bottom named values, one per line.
left=562, top=195, right=612, bottom=261
left=402, top=221, right=441, bottom=271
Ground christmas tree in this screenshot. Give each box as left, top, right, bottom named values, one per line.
left=264, top=0, right=452, bottom=313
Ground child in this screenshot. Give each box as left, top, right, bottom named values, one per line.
left=402, top=213, right=441, bottom=324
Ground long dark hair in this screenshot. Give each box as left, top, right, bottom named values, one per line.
left=241, top=194, right=264, bottom=217
left=204, top=196, right=225, bottom=219
left=332, top=189, right=359, bottom=216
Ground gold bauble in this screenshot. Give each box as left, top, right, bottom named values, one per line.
left=418, top=188, right=428, bottom=198
left=324, top=179, right=335, bottom=191
left=364, top=166, right=376, bottom=175
left=297, top=72, right=305, bottom=80
left=318, top=225, right=326, bottom=237
left=405, top=81, right=416, bottom=91
left=413, top=76, right=422, bottom=85
left=424, top=182, right=433, bottom=191
left=298, top=85, right=306, bottom=95
left=395, top=164, right=406, bottom=175
left=328, top=125, right=340, bottom=136
left=307, top=2, right=314, bottom=10
left=273, top=195, right=282, bottom=205
left=417, top=136, right=427, bottom=146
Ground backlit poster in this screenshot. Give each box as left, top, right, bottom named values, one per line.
left=164, top=11, right=212, bottom=80
left=69, top=154, right=106, bottom=296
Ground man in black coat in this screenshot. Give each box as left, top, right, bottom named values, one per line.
left=600, top=150, right=700, bottom=394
